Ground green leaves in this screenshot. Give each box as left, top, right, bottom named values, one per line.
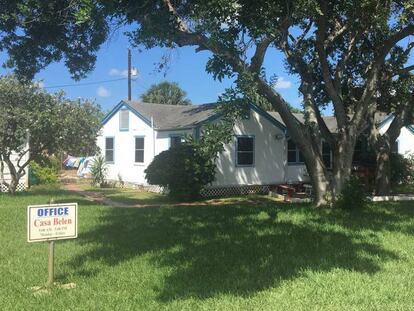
left=0, top=75, right=102, bottom=160
left=141, top=81, right=191, bottom=105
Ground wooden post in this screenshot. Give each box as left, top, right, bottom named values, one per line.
left=47, top=241, right=55, bottom=286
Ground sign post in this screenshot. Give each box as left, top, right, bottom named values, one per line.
left=48, top=241, right=55, bottom=285
left=27, top=203, right=78, bottom=286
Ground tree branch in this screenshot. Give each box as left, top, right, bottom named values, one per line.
left=250, top=37, right=273, bottom=74
left=315, top=7, right=347, bottom=128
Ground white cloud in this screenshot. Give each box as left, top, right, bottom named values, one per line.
left=97, top=86, right=111, bottom=97
left=109, top=68, right=138, bottom=77
left=273, top=77, right=292, bottom=89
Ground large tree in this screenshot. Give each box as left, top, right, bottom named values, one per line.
left=141, top=81, right=191, bottom=105
left=0, top=75, right=102, bottom=193
left=1, top=1, right=413, bottom=205
left=369, top=67, right=414, bottom=195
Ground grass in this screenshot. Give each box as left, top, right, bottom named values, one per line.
left=392, top=183, right=414, bottom=195
left=1, top=185, right=414, bottom=310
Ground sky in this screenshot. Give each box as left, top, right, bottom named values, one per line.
left=0, top=27, right=303, bottom=113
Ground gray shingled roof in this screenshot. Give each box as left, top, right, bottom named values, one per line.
left=124, top=100, right=390, bottom=132
left=125, top=100, right=217, bottom=130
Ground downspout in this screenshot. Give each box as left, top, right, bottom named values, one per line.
left=151, top=117, right=155, bottom=158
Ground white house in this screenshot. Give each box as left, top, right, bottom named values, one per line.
left=97, top=100, right=414, bottom=194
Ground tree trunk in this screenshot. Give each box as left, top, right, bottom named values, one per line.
left=2, top=153, right=24, bottom=195
left=8, top=174, right=18, bottom=195
left=331, top=138, right=356, bottom=197
left=306, top=156, right=331, bottom=207
left=375, top=143, right=391, bottom=195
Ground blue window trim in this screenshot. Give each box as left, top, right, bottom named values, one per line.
left=134, top=135, right=145, bottom=163
left=287, top=138, right=304, bottom=166
left=119, top=108, right=130, bottom=131
left=235, top=135, right=255, bottom=167
left=169, top=134, right=185, bottom=148
left=105, top=136, right=115, bottom=164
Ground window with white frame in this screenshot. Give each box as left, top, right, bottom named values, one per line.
left=105, top=137, right=114, bottom=162
left=322, top=141, right=332, bottom=168
left=236, top=136, right=254, bottom=166
left=287, top=139, right=304, bottom=164
left=135, top=137, right=145, bottom=163
left=119, top=109, right=129, bottom=131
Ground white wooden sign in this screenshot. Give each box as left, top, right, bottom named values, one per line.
left=27, top=203, right=78, bottom=243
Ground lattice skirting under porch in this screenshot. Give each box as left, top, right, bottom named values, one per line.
left=200, top=185, right=271, bottom=198
left=0, top=183, right=27, bottom=193
left=118, top=182, right=271, bottom=198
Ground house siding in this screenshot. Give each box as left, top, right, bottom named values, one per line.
left=379, top=118, right=414, bottom=157
left=98, top=104, right=311, bottom=187
left=213, top=109, right=297, bottom=186
left=97, top=106, right=155, bottom=184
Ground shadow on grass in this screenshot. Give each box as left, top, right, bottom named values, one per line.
left=307, top=201, right=414, bottom=235
left=86, top=187, right=173, bottom=205
left=68, top=202, right=400, bottom=300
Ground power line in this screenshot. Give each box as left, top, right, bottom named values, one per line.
left=43, top=77, right=129, bottom=89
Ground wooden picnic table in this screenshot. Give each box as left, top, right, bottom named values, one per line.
left=277, top=184, right=296, bottom=202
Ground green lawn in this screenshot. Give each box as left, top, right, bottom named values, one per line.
left=1, top=186, right=414, bottom=310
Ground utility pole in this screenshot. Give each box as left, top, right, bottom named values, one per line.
left=128, top=48, right=132, bottom=101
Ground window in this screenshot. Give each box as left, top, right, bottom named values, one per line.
left=170, top=135, right=183, bottom=148
left=391, top=141, right=399, bottom=154
left=322, top=141, right=332, bottom=168
left=119, top=109, right=129, bottom=131
left=105, top=137, right=114, bottom=162
left=287, top=139, right=304, bottom=164
left=236, top=136, right=254, bottom=166
left=135, top=137, right=145, bottom=163
left=353, top=139, right=363, bottom=163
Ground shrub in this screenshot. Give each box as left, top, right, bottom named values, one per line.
left=390, top=153, right=414, bottom=185
left=90, top=155, right=107, bottom=187
left=335, top=176, right=368, bottom=210
left=145, top=144, right=216, bottom=200
left=29, top=159, right=59, bottom=185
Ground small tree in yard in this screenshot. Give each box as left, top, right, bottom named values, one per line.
left=146, top=121, right=233, bottom=200
left=0, top=75, right=102, bottom=194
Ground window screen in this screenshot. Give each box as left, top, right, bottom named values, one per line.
left=287, top=139, right=304, bottom=164
left=236, top=136, right=254, bottom=166
left=105, top=137, right=114, bottom=162
left=119, top=109, right=129, bottom=130
left=322, top=142, right=332, bottom=168
left=170, top=136, right=183, bottom=148
left=135, top=137, right=144, bottom=163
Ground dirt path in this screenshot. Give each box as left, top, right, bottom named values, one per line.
left=62, top=183, right=132, bottom=208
